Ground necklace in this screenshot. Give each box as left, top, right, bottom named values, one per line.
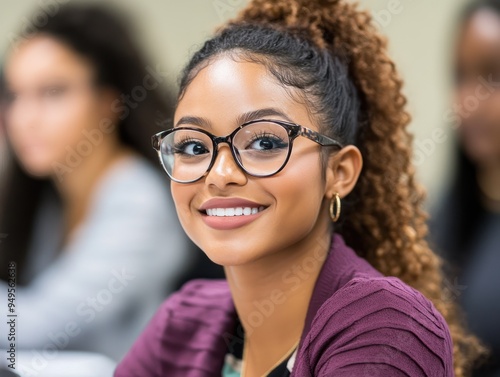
left=241, top=338, right=300, bottom=377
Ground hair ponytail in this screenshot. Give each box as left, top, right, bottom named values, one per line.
left=179, top=0, right=486, bottom=374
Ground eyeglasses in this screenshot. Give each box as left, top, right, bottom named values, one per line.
left=152, top=119, right=343, bottom=183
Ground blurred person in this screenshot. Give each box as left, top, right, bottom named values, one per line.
left=0, top=3, right=189, bottom=362
left=431, top=0, right=500, bottom=375
left=115, top=0, right=485, bottom=376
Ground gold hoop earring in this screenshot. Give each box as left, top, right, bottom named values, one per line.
left=329, top=193, right=341, bottom=222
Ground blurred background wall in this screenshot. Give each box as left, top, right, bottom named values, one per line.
left=0, top=0, right=468, bottom=207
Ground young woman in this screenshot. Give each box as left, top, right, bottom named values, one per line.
left=0, top=4, right=189, bottom=360
left=431, top=0, right=500, bottom=375
left=116, top=0, right=484, bottom=375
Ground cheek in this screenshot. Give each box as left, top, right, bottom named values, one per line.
left=53, top=94, right=113, bottom=165
left=171, top=182, right=198, bottom=235
left=486, top=95, right=500, bottom=139
left=49, top=96, right=100, bottom=149
left=269, top=150, right=326, bottom=235
left=461, top=94, right=500, bottom=159
left=482, top=92, right=500, bottom=117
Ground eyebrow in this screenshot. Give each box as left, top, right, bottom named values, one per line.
left=174, top=116, right=212, bottom=129
left=237, top=108, right=294, bottom=125
left=174, top=108, right=295, bottom=130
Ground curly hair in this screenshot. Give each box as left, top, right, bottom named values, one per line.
left=178, top=0, right=487, bottom=375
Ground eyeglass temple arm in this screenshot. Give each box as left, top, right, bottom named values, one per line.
left=298, top=126, right=344, bottom=148
left=152, top=133, right=162, bottom=151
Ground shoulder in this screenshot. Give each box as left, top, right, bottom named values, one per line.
left=67, top=155, right=177, bottom=248
left=129, top=279, right=233, bottom=336
left=155, top=279, right=235, bottom=337
left=158, top=278, right=234, bottom=318
left=300, top=276, right=453, bottom=376
left=115, top=279, right=234, bottom=376
left=94, top=155, right=169, bottom=204
left=82, top=155, right=175, bottom=230
left=319, top=276, right=444, bottom=320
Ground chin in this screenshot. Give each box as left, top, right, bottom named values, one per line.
left=199, top=240, right=264, bottom=267
left=463, top=144, right=498, bottom=166
left=19, top=160, right=53, bottom=178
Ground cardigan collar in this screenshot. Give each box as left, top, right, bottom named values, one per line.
left=223, top=233, right=369, bottom=356
left=300, top=233, right=365, bottom=340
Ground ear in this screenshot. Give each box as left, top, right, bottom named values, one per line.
left=324, top=145, right=363, bottom=200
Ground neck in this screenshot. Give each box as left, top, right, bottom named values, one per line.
left=477, top=160, right=500, bottom=212
left=224, top=217, right=332, bottom=376
left=52, top=138, right=131, bottom=242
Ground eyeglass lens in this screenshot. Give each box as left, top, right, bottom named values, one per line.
left=159, top=121, right=291, bottom=182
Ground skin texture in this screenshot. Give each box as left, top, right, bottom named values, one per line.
left=172, top=56, right=362, bottom=376
left=4, top=35, right=129, bottom=241
left=456, top=9, right=500, bottom=207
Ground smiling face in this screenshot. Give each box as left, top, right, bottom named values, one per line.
left=455, top=9, right=500, bottom=166
left=172, top=56, right=338, bottom=266
left=4, top=35, right=111, bottom=177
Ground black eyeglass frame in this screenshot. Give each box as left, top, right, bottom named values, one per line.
left=152, top=119, right=344, bottom=183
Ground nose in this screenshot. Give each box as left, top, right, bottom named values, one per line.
left=204, top=144, right=247, bottom=189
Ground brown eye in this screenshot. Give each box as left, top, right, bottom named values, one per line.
left=174, top=139, right=210, bottom=156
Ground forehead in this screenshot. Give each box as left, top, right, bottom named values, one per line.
left=459, top=10, right=500, bottom=57
left=466, top=9, right=500, bottom=43
left=175, top=56, right=318, bottom=130
left=5, top=35, right=93, bottom=88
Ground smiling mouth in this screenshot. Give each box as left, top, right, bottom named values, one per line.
left=203, top=206, right=266, bottom=217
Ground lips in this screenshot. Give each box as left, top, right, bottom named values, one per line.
left=198, top=198, right=268, bottom=230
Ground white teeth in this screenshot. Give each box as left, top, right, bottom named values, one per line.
left=204, top=206, right=265, bottom=217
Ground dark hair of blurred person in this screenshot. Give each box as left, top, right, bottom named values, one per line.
left=0, top=3, right=190, bottom=360
left=431, top=0, right=500, bottom=375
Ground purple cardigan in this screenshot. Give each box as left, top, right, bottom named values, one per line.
left=115, top=234, right=453, bottom=376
